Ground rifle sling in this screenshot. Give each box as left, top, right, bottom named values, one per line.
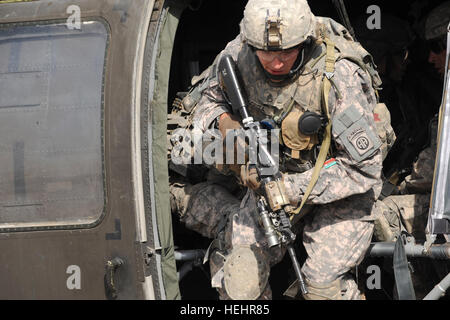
left=291, top=37, right=335, bottom=218
left=393, top=236, right=416, bottom=300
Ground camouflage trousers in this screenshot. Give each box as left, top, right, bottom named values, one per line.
left=373, top=193, right=430, bottom=242
left=372, top=193, right=434, bottom=299
left=301, top=194, right=376, bottom=299
left=170, top=181, right=376, bottom=300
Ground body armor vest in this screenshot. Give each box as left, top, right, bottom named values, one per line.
left=236, top=40, right=327, bottom=174
left=176, top=18, right=383, bottom=175
left=232, top=18, right=382, bottom=174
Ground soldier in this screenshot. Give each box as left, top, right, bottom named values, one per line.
left=355, top=15, right=414, bottom=136
left=372, top=1, right=449, bottom=299
left=374, top=0, right=449, bottom=248
left=425, top=1, right=450, bottom=77
left=356, top=11, right=442, bottom=187
left=373, top=119, right=438, bottom=243
left=170, top=0, right=383, bottom=300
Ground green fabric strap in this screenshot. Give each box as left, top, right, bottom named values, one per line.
left=152, top=1, right=185, bottom=300
left=292, top=38, right=335, bottom=218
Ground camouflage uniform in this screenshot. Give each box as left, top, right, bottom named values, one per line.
left=374, top=116, right=438, bottom=243
left=170, top=12, right=383, bottom=300
left=371, top=116, right=438, bottom=299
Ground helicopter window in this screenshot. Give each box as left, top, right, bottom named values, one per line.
left=0, top=20, right=107, bottom=232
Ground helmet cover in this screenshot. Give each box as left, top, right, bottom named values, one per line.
left=240, top=0, right=316, bottom=50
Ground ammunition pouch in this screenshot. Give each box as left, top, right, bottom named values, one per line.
left=281, top=108, right=319, bottom=159
left=373, top=102, right=396, bottom=161
left=182, top=65, right=215, bottom=113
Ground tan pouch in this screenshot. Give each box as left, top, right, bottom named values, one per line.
left=373, top=102, right=396, bottom=160
left=281, top=108, right=318, bottom=159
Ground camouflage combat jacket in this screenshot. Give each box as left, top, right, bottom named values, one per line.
left=190, top=17, right=383, bottom=207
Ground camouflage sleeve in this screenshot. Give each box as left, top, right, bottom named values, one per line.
left=402, top=147, right=435, bottom=193
left=191, top=35, right=243, bottom=132
left=401, top=115, right=438, bottom=193
left=284, top=59, right=383, bottom=205
left=191, top=78, right=230, bottom=132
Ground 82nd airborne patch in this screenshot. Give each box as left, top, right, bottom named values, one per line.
left=347, top=126, right=374, bottom=156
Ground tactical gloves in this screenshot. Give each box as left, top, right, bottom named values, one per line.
left=240, top=163, right=261, bottom=190
left=218, top=112, right=242, bottom=138
left=217, top=112, right=247, bottom=176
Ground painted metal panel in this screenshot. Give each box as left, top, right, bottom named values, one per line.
left=0, top=0, right=158, bottom=299
left=428, top=23, right=450, bottom=236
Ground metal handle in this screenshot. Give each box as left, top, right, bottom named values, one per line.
left=104, top=257, right=124, bottom=300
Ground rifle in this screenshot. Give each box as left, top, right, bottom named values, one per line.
left=332, top=0, right=357, bottom=41
left=217, top=54, right=308, bottom=296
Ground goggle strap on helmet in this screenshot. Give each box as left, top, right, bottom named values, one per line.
left=265, top=9, right=282, bottom=51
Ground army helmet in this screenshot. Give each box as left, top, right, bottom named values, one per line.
left=240, top=0, right=316, bottom=51
left=425, top=1, right=450, bottom=41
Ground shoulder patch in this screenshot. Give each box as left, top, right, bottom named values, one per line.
left=347, top=126, right=374, bottom=156
left=333, top=105, right=381, bottom=162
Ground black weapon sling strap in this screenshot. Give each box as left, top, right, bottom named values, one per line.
left=393, top=235, right=417, bottom=300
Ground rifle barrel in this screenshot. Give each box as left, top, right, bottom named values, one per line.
left=287, top=245, right=308, bottom=295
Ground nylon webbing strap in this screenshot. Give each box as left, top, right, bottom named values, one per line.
left=393, top=236, right=416, bottom=300
left=292, top=38, right=335, bottom=218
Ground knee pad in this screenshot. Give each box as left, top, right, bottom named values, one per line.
left=223, top=246, right=270, bottom=300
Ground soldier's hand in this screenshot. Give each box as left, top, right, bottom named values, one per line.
left=218, top=112, right=241, bottom=132
left=217, top=113, right=248, bottom=175
left=240, top=163, right=261, bottom=191
left=281, top=173, right=299, bottom=207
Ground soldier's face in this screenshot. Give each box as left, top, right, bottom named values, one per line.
left=255, top=48, right=299, bottom=77
left=428, top=50, right=446, bottom=76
